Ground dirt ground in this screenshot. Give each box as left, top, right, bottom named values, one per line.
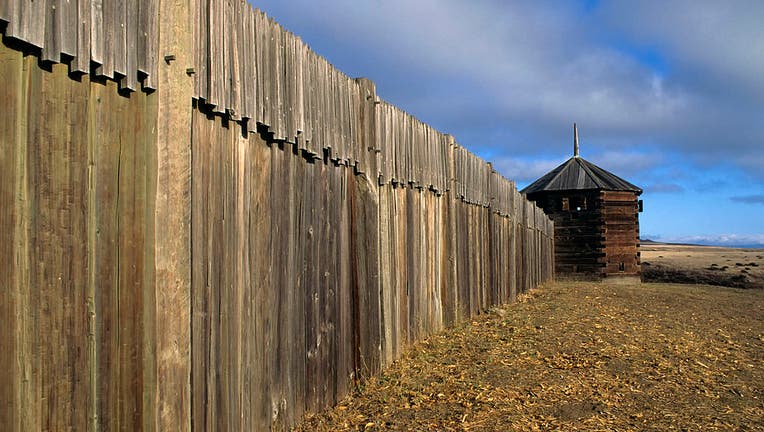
left=641, top=243, right=764, bottom=289
left=294, top=282, right=764, bottom=431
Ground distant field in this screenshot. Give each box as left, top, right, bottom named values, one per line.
left=641, top=243, right=764, bottom=289
left=294, top=281, right=764, bottom=431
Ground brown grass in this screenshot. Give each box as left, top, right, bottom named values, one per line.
left=641, top=243, right=764, bottom=289
left=293, top=282, right=764, bottom=431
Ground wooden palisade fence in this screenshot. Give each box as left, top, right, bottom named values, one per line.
left=0, top=0, right=554, bottom=430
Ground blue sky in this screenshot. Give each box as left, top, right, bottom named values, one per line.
left=253, top=0, right=764, bottom=247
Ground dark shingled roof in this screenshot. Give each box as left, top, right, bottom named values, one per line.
left=520, top=156, right=642, bottom=195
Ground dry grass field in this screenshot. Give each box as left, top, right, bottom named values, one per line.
left=641, top=243, right=764, bottom=289
left=294, top=281, right=764, bottom=431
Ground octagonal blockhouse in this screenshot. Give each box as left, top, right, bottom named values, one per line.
left=521, top=125, right=643, bottom=281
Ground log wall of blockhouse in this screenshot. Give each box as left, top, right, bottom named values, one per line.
left=0, top=2, right=556, bottom=430
left=527, top=189, right=639, bottom=279
left=601, top=191, right=641, bottom=277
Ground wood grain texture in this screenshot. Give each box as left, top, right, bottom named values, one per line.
left=187, top=105, right=553, bottom=431
left=527, top=188, right=638, bottom=279
left=0, top=39, right=160, bottom=431
left=153, top=0, right=194, bottom=429
left=0, top=39, right=26, bottom=432
left=0, top=3, right=556, bottom=430
left=1, top=0, right=159, bottom=89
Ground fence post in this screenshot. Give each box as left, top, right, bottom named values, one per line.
left=149, top=0, right=194, bottom=430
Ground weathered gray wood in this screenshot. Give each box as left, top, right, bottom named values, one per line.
left=71, top=0, right=91, bottom=74
left=120, top=0, right=138, bottom=90
left=94, top=0, right=115, bottom=78
left=60, top=0, right=77, bottom=57
left=12, top=0, right=45, bottom=47
left=208, top=0, right=223, bottom=110
left=90, top=0, right=104, bottom=66
left=113, top=0, right=126, bottom=77
left=0, top=4, right=556, bottom=432
left=0, top=0, right=10, bottom=22
left=42, top=0, right=60, bottom=62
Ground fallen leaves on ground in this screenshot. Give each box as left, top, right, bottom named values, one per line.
left=293, top=282, right=764, bottom=431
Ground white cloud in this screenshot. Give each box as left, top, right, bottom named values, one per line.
left=492, top=157, right=565, bottom=183
left=588, top=150, right=663, bottom=177
left=256, top=0, right=689, bottom=134
left=652, top=234, right=764, bottom=248
left=600, top=0, right=764, bottom=98
left=255, top=0, right=763, bottom=183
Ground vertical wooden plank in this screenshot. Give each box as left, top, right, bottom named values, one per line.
left=286, top=143, right=300, bottom=426
left=25, top=59, right=91, bottom=431
left=189, top=0, right=201, bottom=98
left=321, top=161, right=335, bottom=406
left=390, top=186, right=404, bottom=357
left=9, top=0, right=46, bottom=48
left=248, top=127, right=278, bottom=430
left=207, top=0, right=222, bottom=110
left=91, top=0, right=105, bottom=68
left=90, top=80, right=121, bottom=432
left=153, top=0, right=193, bottom=428
left=120, top=0, right=138, bottom=91
left=10, top=51, right=39, bottom=432
left=94, top=0, right=114, bottom=78
left=267, top=142, right=285, bottom=427
left=226, top=115, right=244, bottom=431
left=222, top=116, right=238, bottom=431
left=236, top=122, right=252, bottom=432
left=118, top=77, right=149, bottom=428
left=144, top=0, right=159, bottom=90
left=395, top=186, right=409, bottom=346
left=352, top=170, right=381, bottom=379
left=254, top=8, right=265, bottom=124
left=241, top=4, right=252, bottom=121
left=113, top=0, right=127, bottom=77
left=220, top=0, right=232, bottom=116
left=378, top=184, right=394, bottom=366
left=232, top=0, right=245, bottom=120
left=138, top=0, right=152, bottom=76
left=0, top=39, right=26, bottom=432
left=239, top=124, right=257, bottom=431
left=407, top=188, right=420, bottom=338
left=246, top=5, right=258, bottom=122
left=302, top=45, right=314, bottom=150
left=71, top=0, right=91, bottom=74
left=442, top=135, right=457, bottom=326
left=190, top=107, right=210, bottom=432
left=282, top=142, right=301, bottom=427
left=282, top=30, right=293, bottom=140
left=60, top=0, right=77, bottom=57
left=303, top=155, right=319, bottom=414
left=294, top=35, right=305, bottom=145
left=42, top=0, right=61, bottom=62
left=203, top=115, right=222, bottom=431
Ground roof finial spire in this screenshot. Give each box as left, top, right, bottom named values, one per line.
left=574, top=123, right=580, bottom=158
